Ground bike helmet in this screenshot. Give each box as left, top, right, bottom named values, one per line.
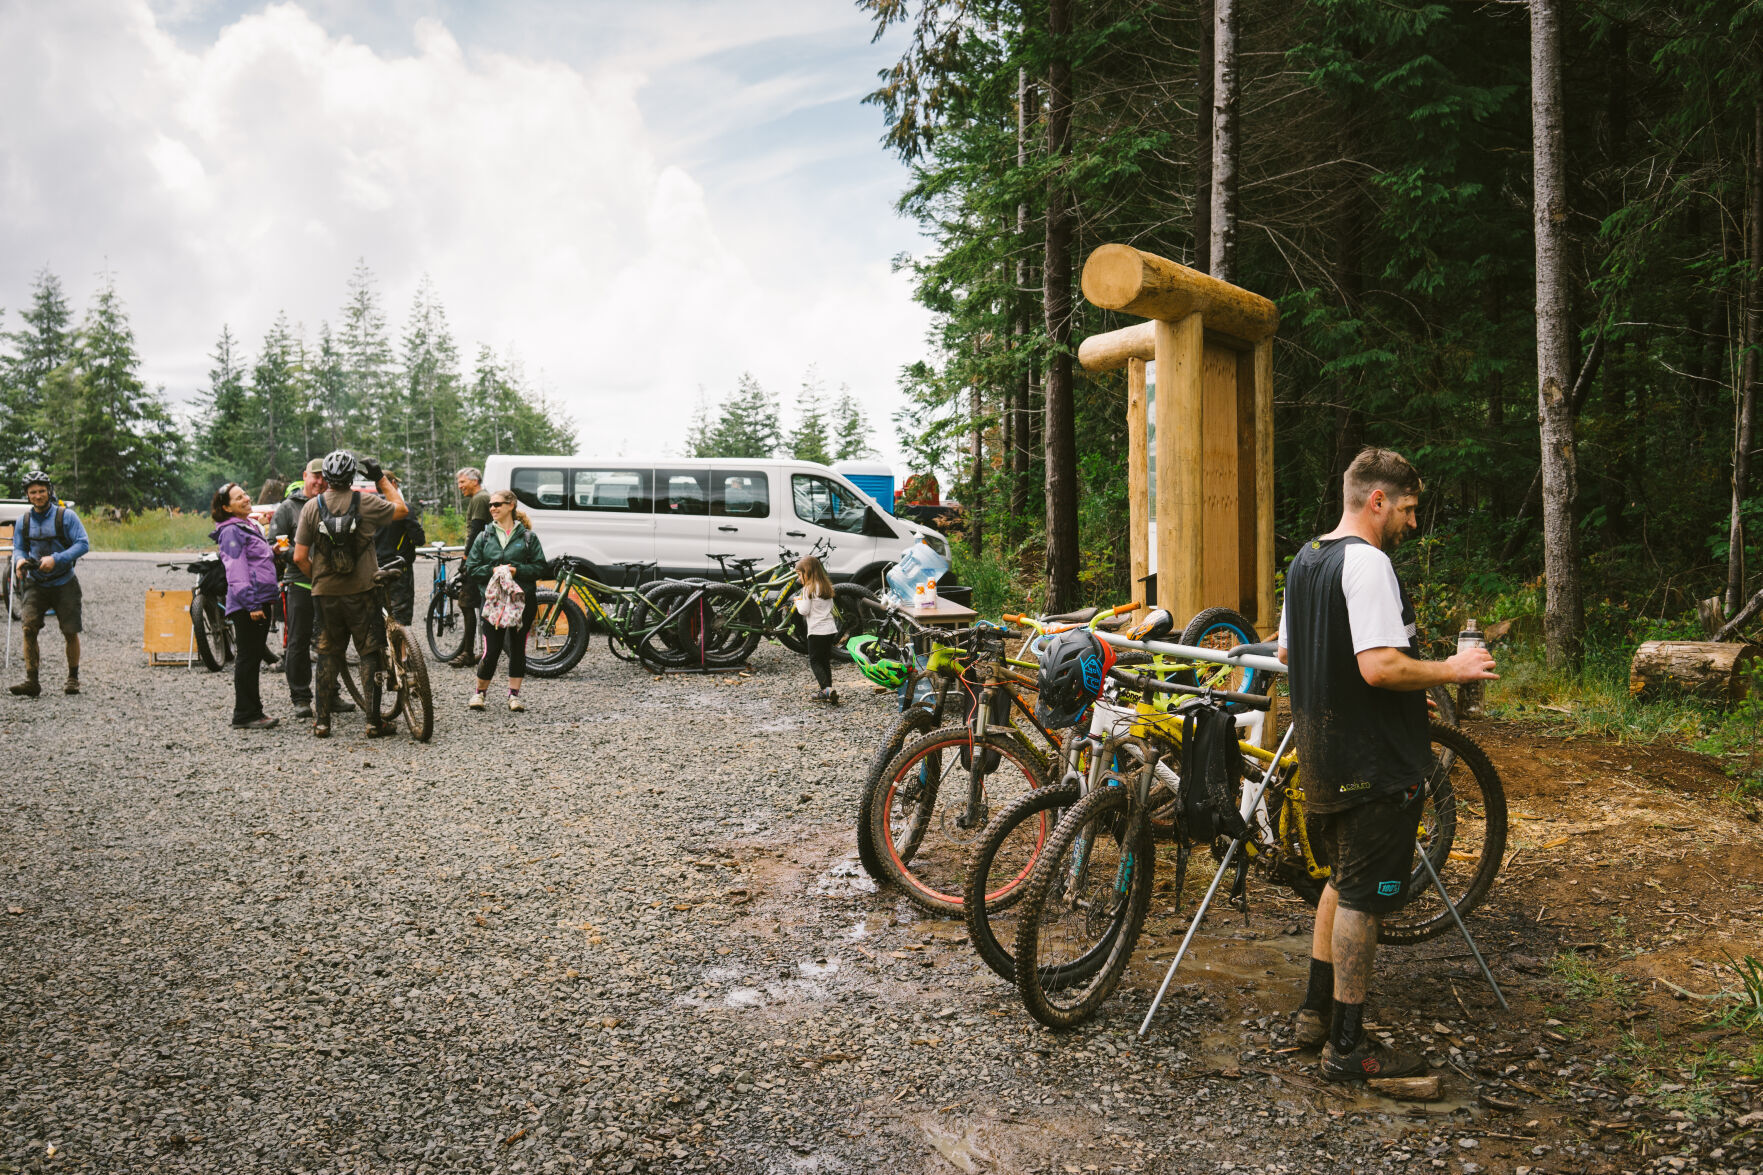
left=321, top=449, right=358, bottom=486
left=847, top=633, right=909, bottom=689
left=1034, top=627, right=1117, bottom=728
left=23, top=470, right=51, bottom=493
left=1125, top=608, right=1176, bottom=642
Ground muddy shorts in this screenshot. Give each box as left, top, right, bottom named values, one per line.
left=18, top=577, right=83, bottom=635
left=1318, top=787, right=1421, bottom=914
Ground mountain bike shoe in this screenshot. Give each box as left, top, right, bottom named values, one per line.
left=1320, top=1035, right=1427, bottom=1082
left=1290, top=1008, right=1328, bottom=1050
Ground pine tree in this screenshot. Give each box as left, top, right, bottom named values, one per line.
left=403, top=279, right=465, bottom=498
left=788, top=368, right=834, bottom=464
left=832, top=386, right=873, bottom=461
left=338, top=260, right=395, bottom=457
left=252, top=314, right=303, bottom=479
left=66, top=279, right=183, bottom=510
left=311, top=323, right=349, bottom=452
left=0, top=270, right=75, bottom=487
left=195, top=325, right=253, bottom=482
left=704, top=373, right=781, bottom=458
left=684, top=389, right=715, bottom=458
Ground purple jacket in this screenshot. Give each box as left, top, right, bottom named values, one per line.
left=212, top=517, right=280, bottom=616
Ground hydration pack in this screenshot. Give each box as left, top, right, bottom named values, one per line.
left=314, top=492, right=364, bottom=576
left=1177, top=701, right=1248, bottom=844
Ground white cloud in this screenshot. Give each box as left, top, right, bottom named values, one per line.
left=0, top=0, right=932, bottom=467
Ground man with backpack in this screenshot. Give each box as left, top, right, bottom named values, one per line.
left=271, top=458, right=352, bottom=720
left=9, top=471, right=90, bottom=697
left=292, top=450, right=407, bottom=737
left=449, top=467, right=491, bottom=666
left=1277, top=447, right=1497, bottom=1081
left=372, top=475, right=426, bottom=626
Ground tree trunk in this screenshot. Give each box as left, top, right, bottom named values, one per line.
left=970, top=367, right=985, bottom=556
left=1209, top=0, right=1239, bottom=283
left=1192, top=0, right=1214, bottom=273
left=1043, top=0, right=1080, bottom=611
left=1727, top=100, right=1762, bottom=615
left=1629, top=640, right=1763, bottom=705
left=1011, top=67, right=1032, bottom=548
left=1531, top=0, right=1584, bottom=669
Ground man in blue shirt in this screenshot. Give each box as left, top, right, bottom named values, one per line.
left=10, top=471, right=90, bottom=697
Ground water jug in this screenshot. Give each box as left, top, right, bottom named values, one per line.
left=885, top=541, right=949, bottom=605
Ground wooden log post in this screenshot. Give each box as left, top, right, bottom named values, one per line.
left=1629, top=641, right=1763, bottom=704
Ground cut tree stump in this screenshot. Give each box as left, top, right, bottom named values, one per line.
left=1629, top=641, right=1762, bottom=704
left=1368, top=1075, right=1442, bottom=1101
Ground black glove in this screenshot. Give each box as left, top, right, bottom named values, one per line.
left=359, top=455, right=384, bottom=483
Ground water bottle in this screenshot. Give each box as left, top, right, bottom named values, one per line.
left=1456, top=618, right=1486, bottom=719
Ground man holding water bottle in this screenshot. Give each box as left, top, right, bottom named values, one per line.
left=1276, top=447, right=1499, bottom=1081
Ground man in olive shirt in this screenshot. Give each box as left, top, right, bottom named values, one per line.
left=451, top=467, right=492, bottom=666
left=293, top=450, right=408, bottom=737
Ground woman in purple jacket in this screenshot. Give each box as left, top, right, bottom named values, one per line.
left=211, top=483, right=281, bottom=730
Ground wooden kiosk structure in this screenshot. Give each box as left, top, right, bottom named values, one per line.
left=1077, top=245, right=1279, bottom=632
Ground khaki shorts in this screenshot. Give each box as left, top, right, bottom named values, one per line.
left=19, top=577, right=83, bottom=635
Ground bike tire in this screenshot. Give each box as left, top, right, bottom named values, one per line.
left=1179, top=606, right=1263, bottom=707
left=831, top=583, right=882, bottom=663
left=391, top=622, right=433, bottom=742
left=856, top=705, right=940, bottom=883
left=867, top=725, right=1048, bottom=916
left=776, top=582, right=810, bottom=654
left=193, top=597, right=229, bottom=671
left=425, top=589, right=468, bottom=664
left=964, top=782, right=1081, bottom=982
left=524, top=590, right=589, bottom=678
left=1013, top=784, right=1156, bottom=1029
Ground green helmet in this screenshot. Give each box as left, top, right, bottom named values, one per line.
left=846, top=634, right=908, bottom=689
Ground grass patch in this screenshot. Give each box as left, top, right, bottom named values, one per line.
left=82, top=511, right=215, bottom=552
left=1552, top=949, right=1638, bottom=1007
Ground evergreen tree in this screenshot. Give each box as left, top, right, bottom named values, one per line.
left=0, top=270, right=75, bottom=487
left=251, top=314, right=304, bottom=479
left=194, top=325, right=253, bottom=485
left=65, top=280, right=183, bottom=510
left=704, top=373, right=781, bottom=458
left=684, top=389, right=715, bottom=457
left=403, top=279, right=466, bottom=498
left=338, top=260, right=395, bottom=455
left=788, top=368, right=834, bottom=464
left=310, top=323, right=349, bottom=452
left=832, top=386, right=873, bottom=460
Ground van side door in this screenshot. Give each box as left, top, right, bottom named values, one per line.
left=653, top=468, right=711, bottom=579
left=710, top=468, right=777, bottom=575
left=787, top=471, right=876, bottom=579
left=568, top=468, right=655, bottom=572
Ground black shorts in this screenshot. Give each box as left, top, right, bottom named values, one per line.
left=1319, top=789, right=1420, bottom=914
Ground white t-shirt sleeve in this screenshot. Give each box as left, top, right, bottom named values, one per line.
left=1277, top=601, right=1288, bottom=648
left=1340, top=544, right=1413, bottom=653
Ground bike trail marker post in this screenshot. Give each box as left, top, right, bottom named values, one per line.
left=1076, top=245, right=1278, bottom=636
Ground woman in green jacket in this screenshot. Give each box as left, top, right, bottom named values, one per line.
left=463, top=491, right=548, bottom=711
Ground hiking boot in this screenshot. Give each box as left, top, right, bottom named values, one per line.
left=234, top=716, right=280, bottom=730
left=468, top=691, right=486, bottom=711
left=448, top=652, right=475, bottom=669
left=293, top=703, right=314, bottom=720
left=9, top=677, right=40, bottom=698
left=364, top=721, right=393, bottom=739
left=333, top=696, right=357, bottom=714
left=826, top=687, right=838, bottom=706
left=1321, top=1034, right=1428, bottom=1082
left=1291, top=1008, right=1328, bottom=1050
left=64, top=674, right=80, bottom=695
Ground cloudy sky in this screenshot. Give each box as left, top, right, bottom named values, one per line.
left=0, top=0, right=934, bottom=465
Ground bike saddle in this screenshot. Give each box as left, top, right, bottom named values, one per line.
left=374, top=565, right=406, bottom=584
left=1228, top=641, right=1279, bottom=658
left=1042, top=606, right=1101, bottom=624
left=705, top=552, right=736, bottom=561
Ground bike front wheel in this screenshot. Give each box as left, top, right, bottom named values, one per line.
left=856, top=705, right=940, bottom=883
left=1013, top=784, right=1156, bottom=1029
left=964, top=782, right=1081, bottom=983
left=425, top=588, right=468, bottom=663
left=524, top=590, right=589, bottom=678
left=390, top=622, right=432, bottom=742
left=866, top=725, right=1047, bottom=916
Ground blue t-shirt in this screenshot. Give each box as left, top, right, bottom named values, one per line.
left=12, top=505, right=90, bottom=587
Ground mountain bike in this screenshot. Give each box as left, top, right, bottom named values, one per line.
left=859, top=602, right=1141, bottom=916
left=418, top=541, right=470, bottom=663
left=337, top=557, right=433, bottom=741
left=519, top=555, right=707, bottom=676
left=157, top=555, right=232, bottom=671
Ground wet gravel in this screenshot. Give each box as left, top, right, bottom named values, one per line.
left=5, top=555, right=1741, bottom=1174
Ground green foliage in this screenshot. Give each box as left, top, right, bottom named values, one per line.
left=788, top=369, right=834, bottom=464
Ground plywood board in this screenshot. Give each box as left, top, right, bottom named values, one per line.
left=145, top=589, right=194, bottom=662
left=1200, top=341, right=1240, bottom=616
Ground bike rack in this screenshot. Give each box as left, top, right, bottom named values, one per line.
left=1107, top=637, right=1512, bottom=1035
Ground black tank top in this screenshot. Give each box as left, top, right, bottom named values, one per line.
left=1285, top=536, right=1430, bottom=813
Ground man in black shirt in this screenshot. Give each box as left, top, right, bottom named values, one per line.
left=1277, top=447, right=1496, bottom=1081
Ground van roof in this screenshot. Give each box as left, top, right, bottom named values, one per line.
left=482, top=455, right=845, bottom=472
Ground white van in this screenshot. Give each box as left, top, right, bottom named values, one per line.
left=481, top=456, right=949, bottom=589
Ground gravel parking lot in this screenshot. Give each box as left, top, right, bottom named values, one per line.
left=5, top=555, right=1694, bottom=1175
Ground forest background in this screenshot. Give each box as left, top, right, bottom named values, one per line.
left=1, top=0, right=1760, bottom=757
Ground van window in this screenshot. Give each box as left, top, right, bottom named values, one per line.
left=792, top=473, right=865, bottom=535
left=512, top=467, right=566, bottom=510
left=656, top=469, right=709, bottom=516
left=573, top=469, right=651, bottom=513
left=712, top=470, right=769, bottom=518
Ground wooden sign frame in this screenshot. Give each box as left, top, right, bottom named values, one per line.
left=1078, top=245, right=1278, bottom=632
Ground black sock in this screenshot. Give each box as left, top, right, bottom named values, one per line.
left=1331, top=999, right=1364, bottom=1052
left=1301, top=959, right=1334, bottom=1013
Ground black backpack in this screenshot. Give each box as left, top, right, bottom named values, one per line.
left=1177, top=701, right=1249, bottom=844
left=314, top=492, right=364, bottom=576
